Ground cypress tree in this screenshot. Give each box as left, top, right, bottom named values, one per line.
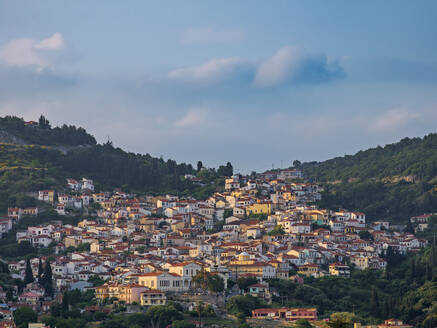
left=38, top=258, right=43, bottom=280
left=24, top=258, right=34, bottom=285
left=383, top=298, right=390, bottom=318
left=370, top=288, right=380, bottom=317
left=425, top=262, right=432, bottom=281
left=41, top=260, right=53, bottom=296
left=61, top=291, right=69, bottom=317
left=431, top=235, right=437, bottom=266
left=409, top=258, right=416, bottom=283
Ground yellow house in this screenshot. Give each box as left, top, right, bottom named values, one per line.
left=297, top=264, right=319, bottom=277
left=246, top=202, right=272, bottom=216
left=171, top=221, right=185, bottom=232
left=95, top=283, right=150, bottom=304
left=189, top=248, right=200, bottom=257
left=230, top=252, right=254, bottom=265
left=231, top=190, right=244, bottom=197
left=138, top=272, right=183, bottom=292
left=215, top=200, right=226, bottom=208
left=63, top=236, right=82, bottom=248
left=329, top=263, right=351, bottom=277
left=38, top=190, right=55, bottom=203
left=22, top=207, right=38, bottom=216
left=227, top=262, right=276, bottom=279
left=140, top=289, right=167, bottom=306
left=351, top=256, right=370, bottom=270
left=282, top=192, right=296, bottom=201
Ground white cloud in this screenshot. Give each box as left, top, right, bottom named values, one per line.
left=254, top=46, right=344, bottom=87
left=168, top=57, right=249, bottom=84
left=180, top=27, right=243, bottom=44
left=167, top=46, right=342, bottom=87
left=174, top=108, right=208, bottom=127
left=0, top=32, right=64, bottom=71
left=254, top=46, right=303, bottom=87
left=35, top=32, right=64, bottom=50
left=370, top=108, right=420, bottom=132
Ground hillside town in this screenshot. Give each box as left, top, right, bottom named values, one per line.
left=0, top=169, right=430, bottom=328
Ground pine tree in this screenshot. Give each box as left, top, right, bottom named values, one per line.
left=24, top=258, right=34, bottom=285
left=38, top=115, right=51, bottom=129
left=197, top=161, right=203, bottom=172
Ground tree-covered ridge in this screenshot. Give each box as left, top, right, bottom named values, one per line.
left=0, top=115, right=97, bottom=146
left=61, top=142, right=197, bottom=193
left=302, top=133, right=437, bottom=182
left=0, top=142, right=223, bottom=212
left=0, top=115, right=233, bottom=212
left=301, top=133, right=437, bottom=222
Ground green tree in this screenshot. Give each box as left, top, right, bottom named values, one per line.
left=61, top=291, right=69, bottom=317
left=358, top=230, right=372, bottom=240
left=209, top=274, right=225, bottom=293
left=38, top=114, right=51, bottom=129
left=370, top=288, right=380, bottom=317
left=224, top=208, right=233, bottom=218
left=14, top=307, right=37, bottom=328
left=293, top=160, right=302, bottom=168
left=237, top=276, right=258, bottom=291
left=294, top=319, right=313, bottom=328
left=225, top=295, right=263, bottom=317
left=88, top=275, right=105, bottom=287
left=268, top=225, right=285, bottom=236
left=327, top=312, right=357, bottom=328
left=172, top=320, right=196, bottom=328
left=38, top=258, right=43, bottom=280
left=146, top=304, right=183, bottom=328
left=191, top=269, right=224, bottom=293
left=41, top=260, right=53, bottom=296
left=24, top=258, right=34, bottom=285
left=218, top=162, right=233, bottom=177
left=197, top=161, right=203, bottom=172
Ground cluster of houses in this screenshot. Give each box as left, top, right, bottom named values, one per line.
left=0, top=207, right=38, bottom=236
left=0, top=170, right=430, bottom=326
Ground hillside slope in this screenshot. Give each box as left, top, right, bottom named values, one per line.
left=302, top=134, right=437, bottom=222
left=0, top=116, right=227, bottom=213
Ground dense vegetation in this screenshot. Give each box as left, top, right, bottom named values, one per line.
left=40, top=296, right=224, bottom=328
left=0, top=115, right=97, bottom=146
left=266, top=242, right=437, bottom=328
left=302, top=134, right=437, bottom=222
left=0, top=115, right=233, bottom=213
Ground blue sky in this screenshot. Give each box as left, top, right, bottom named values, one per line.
left=1, top=1, right=437, bottom=173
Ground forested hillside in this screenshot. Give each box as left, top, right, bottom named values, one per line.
left=302, top=134, right=437, bottom=222
left=0, top=116, right=229, bottom=213
left=0, top=115, right=97, bottom=146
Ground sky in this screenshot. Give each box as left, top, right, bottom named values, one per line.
left=1, top=1, right=437, bottom=173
